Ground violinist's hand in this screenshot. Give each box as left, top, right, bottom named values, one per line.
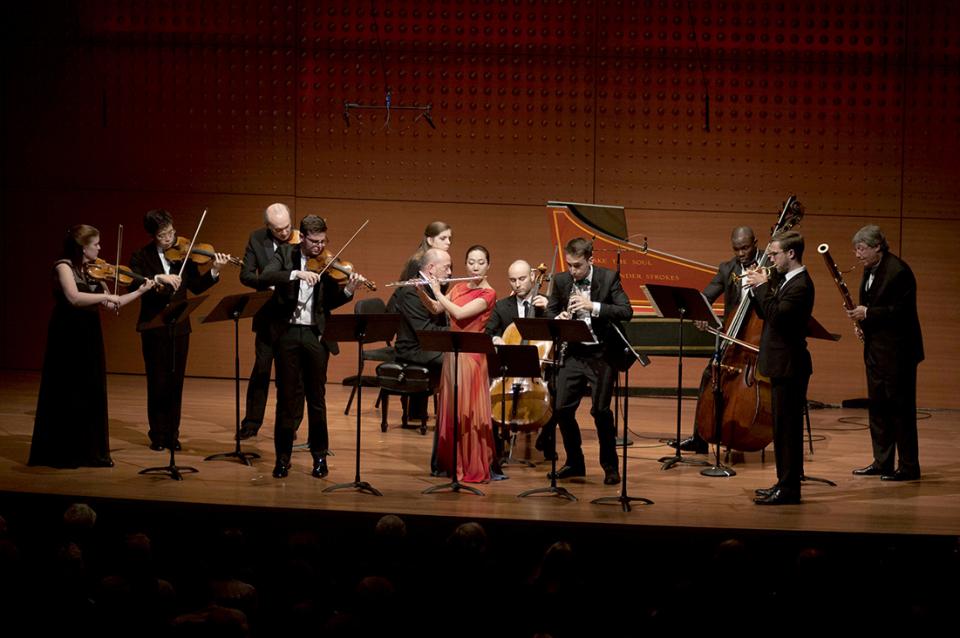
left=344, top=272, right=363, bottom=295
left=694, top=320, right=709, bottom=332
left=846, top=305, right=867, bottom=321
left=531, top=295, right=548, bottom=309
left=156, top=274, right=182, bottom=291
left=141, top=278, right=157, bottom=292
left=296, top=270, right=321, bottom=286
left=492, top=336, right=505, bottom=346
left=102, top=294, right=122, bottom=311
left=210, top=252, right=230, bottom=276
left=557, top=310, right=572, bottom=321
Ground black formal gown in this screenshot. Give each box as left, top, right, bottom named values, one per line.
left=29, top=261, right=113, bottom=468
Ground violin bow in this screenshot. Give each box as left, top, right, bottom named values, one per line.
left=114, top=224, right=123, bottom=315
left=313, top=218, right=369, bottom=278
left=176, top=208, right=208, bottom=279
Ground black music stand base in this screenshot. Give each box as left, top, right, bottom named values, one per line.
left=424, top=479, right=484, bottom=496
left=324, top=479, right=382, bottom=496
left=139, top=448, right=198, bottom=481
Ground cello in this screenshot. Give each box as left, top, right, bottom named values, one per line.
left=693, top=196, right=805, bottom=452
left=490, top=264, right=553, bottom=434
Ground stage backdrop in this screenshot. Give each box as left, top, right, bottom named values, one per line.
left=2, top=1, right=958, bottom=409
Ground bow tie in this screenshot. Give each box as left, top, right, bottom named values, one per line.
left=575, top=278, right=590, bottom=287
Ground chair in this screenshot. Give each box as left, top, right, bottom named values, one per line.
left=341, top=297, right=395, bottom=415
left=375, top=362, right=438, bottom=434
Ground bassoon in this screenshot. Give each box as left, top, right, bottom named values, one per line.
left=817, top=243, right=864, bottom=342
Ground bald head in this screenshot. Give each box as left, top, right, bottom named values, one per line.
left=264, top=203, right=293, bottom=243
left=420, top=248, right=452, bottom=280
left=507, top=260, right=535, bottom=297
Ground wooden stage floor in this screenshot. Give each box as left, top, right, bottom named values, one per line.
left=1, top=371, right=958, bottom=538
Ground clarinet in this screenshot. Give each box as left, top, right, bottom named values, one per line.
left=817, top=243, right=864, bottom=342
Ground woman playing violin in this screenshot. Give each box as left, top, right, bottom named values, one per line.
left=130, top=209, right=229, bottom=451
left=417, top=245, right=498, bottom=483
left=29, top=225, right=156, bottom=468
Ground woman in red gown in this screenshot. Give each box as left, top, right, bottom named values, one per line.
left=418, top=245, right=497, bottom=482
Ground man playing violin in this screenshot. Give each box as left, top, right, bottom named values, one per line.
left=743, top=230, right=814, bottom=505
left=259, top=214, right=365, bottom=479
left=672, top=226, right=760, bottom=454
left=130, top=209, right=230, bottom=452
left=237, top=203, right=303, bottom=440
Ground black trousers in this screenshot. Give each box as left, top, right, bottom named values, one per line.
left=770, top=374, right=809, bottom=494
left=866, top=360, right=919, bottom=474
left=243, top=329, right=302, bottom=432
left=273, top=325, right=330, bottom=464
left=554, top=346, right=618, bottom=470
left=141, top=329, right=190, bottom=447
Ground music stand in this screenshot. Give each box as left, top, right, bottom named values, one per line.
left=490, top=344, right=543, bottom=469
left=417, top=330, right=495, bottom=495
left=137, top=294, right=208, bottom=480
left=643, top=285, right=714, bottom=471
left=323, top=313, right=400, bottom=496
left=592, top=323, right=653, bottom=511
left=513, top=318, right=593, bottom=502
left=200, top=291, right=272, bottom=466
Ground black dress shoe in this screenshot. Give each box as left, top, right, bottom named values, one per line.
left=149, top=442, right=166, bottom=451
left=311, top=457, right=329, bottom=478
left=668, top=436, right=709, bottom=454
left=547, top=464, right=586, bottom=480
left=880, top=469, right=921, bottom=482
left=754, top=485, right=778, bottom=497
left=754, top=488, right=800, bottom=505
left=852, top=463, right=886, bottom=476
left=238, top=423, right=260, bottom=440
left=603, top=467, right=621, bottom=485
left=272, top=462, right=290, bottom=479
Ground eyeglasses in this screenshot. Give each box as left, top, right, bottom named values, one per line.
left=156, top=227, right=176, bottom=239
left=303, top=235, right=326, bottom=245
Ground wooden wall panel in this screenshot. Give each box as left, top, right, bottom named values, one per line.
left=3, top=1, right=959, bottom=408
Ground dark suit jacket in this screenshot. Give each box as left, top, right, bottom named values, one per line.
left=239, top=226, right=282, bottom=335
left=258, top=243, right=351, bottom=352
left=130, top=243, right=219, bottom=335
left=546, top=266, right=634, bottom=364
left=391, top=284, right=448, bottom=366
left=859, top=251, right=924, bottom=371
left=484, top=295, right=545, bottom=337
left=703, top=254, right=756, bottom=317
left=754, top=269, right=814, bottom=379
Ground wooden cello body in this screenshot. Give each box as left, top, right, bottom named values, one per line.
left=693, top=196, right=805, bottom=452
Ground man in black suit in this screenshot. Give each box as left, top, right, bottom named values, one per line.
left=546, top=238, right=634, bottom=485
left=484, top=260, right=551, bottom=465
left=237, top=203, right=303, bottom=440
left=744, top=230, right=814, bottom=505
left=130, top=209, right=229, bottom=451
left=484, top=260, right=549, bottom=340
left=672, top=226, right=760, bottom=453
left=390, top=248, right=451, bottom=473
left=847, top=225, right=923, bottom=481
left=259, top=214, right=364, bottom=479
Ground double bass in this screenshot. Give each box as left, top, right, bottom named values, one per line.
left=490, top=264, right=553, bottom=433
left=693, top=196, right=805, bottom=451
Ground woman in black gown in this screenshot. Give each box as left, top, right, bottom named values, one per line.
left=28, top=225, right=155, bottom=468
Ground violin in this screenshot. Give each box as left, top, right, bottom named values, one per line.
left=84, top=258, right=148, bottom=287
left=305, top=249, right=376, bottom=291
left=164, top=236, right=242, bottom=267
